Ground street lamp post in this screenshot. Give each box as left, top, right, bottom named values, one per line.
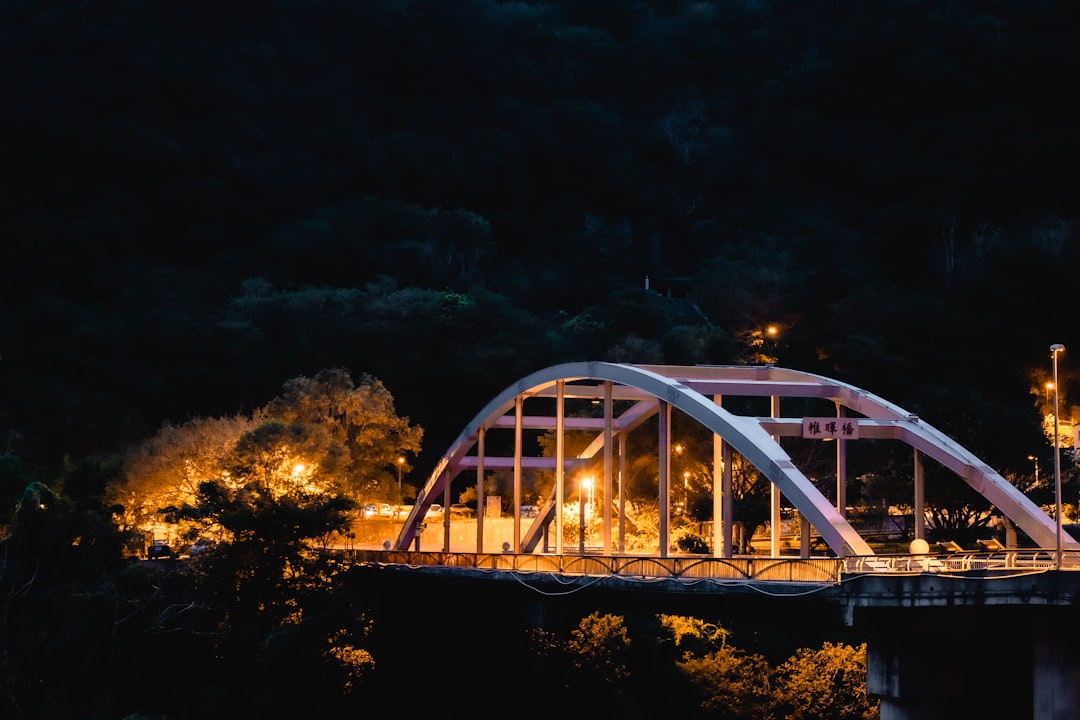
left=579, top=476, right=594, bottom=553
left=397, top=456, right=405, bottom=492
left=683, top=471, right=690, bottom=515
left=1028, top=455, right=1039, bottom=486
left=1051, top=344, right=1065, bottom=568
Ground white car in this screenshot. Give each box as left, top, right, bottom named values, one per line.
left=188, top=538, right=215, bottom=555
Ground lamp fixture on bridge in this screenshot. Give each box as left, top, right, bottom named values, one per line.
left=1051, top=343, right=1065, bottom=568
left=582, top=476, right=594, bottom=518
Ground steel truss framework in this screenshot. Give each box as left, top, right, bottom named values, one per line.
left=394, top=363, right=1076, bottom=558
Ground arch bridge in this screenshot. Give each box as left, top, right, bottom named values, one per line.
left=394, top=362, right=1076, bottom=560
left=378, top=363, right=1080, bottom=719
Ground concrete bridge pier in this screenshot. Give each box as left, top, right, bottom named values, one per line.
left=1032, top=614, right=1080, bottom=720
left=852, top=603, right=1080, bottom=720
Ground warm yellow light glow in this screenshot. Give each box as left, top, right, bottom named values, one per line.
left=581, top=476, right=595, bottom=518
left=766, top=325, right=779, bottom=336
left=291, top=463, right=306, bottom=477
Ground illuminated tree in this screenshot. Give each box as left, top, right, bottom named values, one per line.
left=678, top=643, right=775, bottom=718
left=107, top=369, right=422, bottom=540
left=566, top=612, right=633, bottom=685
left=528, top=611, right=638, bottom=713
left=773, top=642, right=879, bottom=720
left=106, top=413, right=260, bottom=534
left=658, top=613, right=731, bottom=656
left=262, top=368, right=423, bottom=501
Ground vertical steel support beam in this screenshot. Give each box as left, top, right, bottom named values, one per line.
left=578, top=463, right=586, bottom=554
left=659, top=400, right=671, bottom=558
left=603, top=380, right=613, bottom=555
left=914, top=448, right=925, bottom=541
left=442, top=468, right=451, bottom=552
left=476, top=427, right=485, bottom=554
left=771, top=394, right=782, bottom=557
left=514, top=395, right=523, bottom=551
left=712, top=394, right=725, bottom=558
left=800, top=515, right=811, bottom=558
left=836, top=401, right=847, bottom=516
left=618, top=433, right=627, bottom=554
left=722, top=440, right=733, bottom=558
left=555, top=380, right=565, bottom=555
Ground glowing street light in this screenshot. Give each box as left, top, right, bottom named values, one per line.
left=683, top=470, right=690, bottom=515
left=397, top=456, right=405, bottom=491
left=1051, top=344, right=1065, bottom=568
left=1028, top=455, right=1040, bottom=486
left=578, top=475, right=594, bottom=553
left=582, top=476, right=594, bottom=517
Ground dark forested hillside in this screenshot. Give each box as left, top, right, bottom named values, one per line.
left=1, top=0, right=1077, bottom=488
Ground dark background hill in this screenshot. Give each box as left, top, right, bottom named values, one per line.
left=2, top=0, right=1078, bottom=494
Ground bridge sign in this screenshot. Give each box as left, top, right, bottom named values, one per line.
left=802, top=417, right=859, bottom=440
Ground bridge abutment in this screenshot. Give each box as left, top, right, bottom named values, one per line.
left=844, top=574, right=1080, bottom=720
left=1032, top=615, right=1080, bottom=720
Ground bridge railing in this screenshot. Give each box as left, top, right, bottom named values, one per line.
left=843, top=549, right=1078, bottom=574
left=352, top=548, right=1080, bottom=582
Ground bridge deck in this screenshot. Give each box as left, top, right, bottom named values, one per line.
left=350, top=548, right=1080, bottom=587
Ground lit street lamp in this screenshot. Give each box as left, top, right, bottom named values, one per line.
left=578, top=476, right=594, bottom=553
left=582, top=476, right=594, bottom=518
left=397, top=456, right=405, bottom=491
left=1028, top=455, right=1039, bottom=486
left=683, top=471, right=690, bottom=515
left=1051, top=344, right=1065, bottom=568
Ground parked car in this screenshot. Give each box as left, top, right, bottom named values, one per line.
left=147, top=542, right=174, bottom=560
left=188, top=538, right=216, bottom=556
left=520, top=505, right=539, bottom=518
left=450, top=504, right=474, bottom=517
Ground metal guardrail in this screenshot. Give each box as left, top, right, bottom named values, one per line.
left=843, top=549, right=1080, bottom=574
left=351, top=548, right=1080, bottom=583
left=354, top=549, right=842, bottom=583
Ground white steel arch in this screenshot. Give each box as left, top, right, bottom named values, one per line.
left=394, top=362, right=1074, bottom=558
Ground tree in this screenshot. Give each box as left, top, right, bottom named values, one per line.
left=678, top=643, right=776, bottom=718
left=107, top=414, right=260, bottom=537
left=263, top=368, right=423, bottom=502
left=566, top=611, right=633, bottom=686
left=0, top=482, right=128, bottom=718
left=773, top=642, right=879, bottom=720
left=106, top=369, right=423, bottom=544
left=528, top=611, right=637, bottom=713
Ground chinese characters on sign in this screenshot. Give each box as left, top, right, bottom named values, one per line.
left=802, top=417, right=859, bottom=440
